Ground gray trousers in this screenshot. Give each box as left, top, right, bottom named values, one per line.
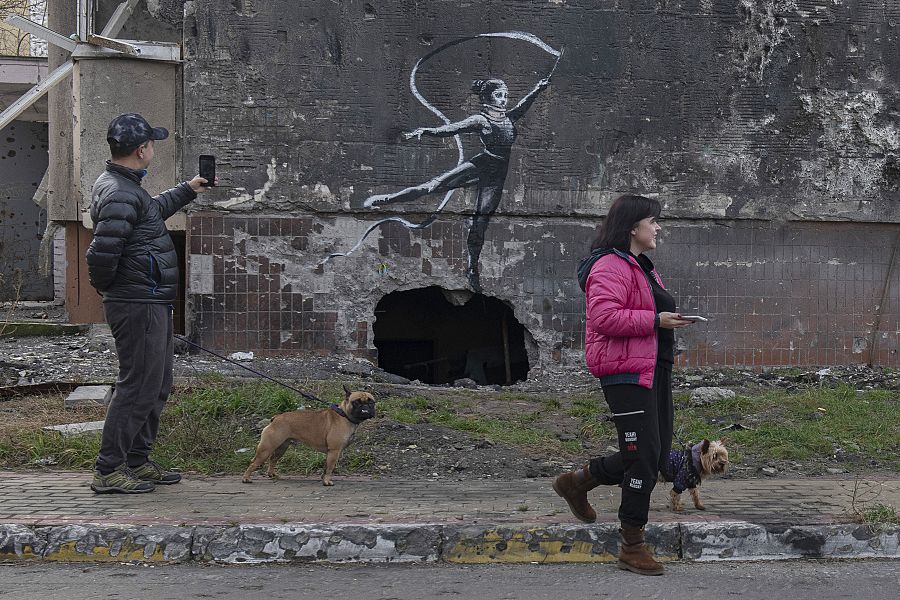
left=96, top=302, right=173, bottom=474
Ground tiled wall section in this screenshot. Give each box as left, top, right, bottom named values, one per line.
left=661, top=222, right=900, bottom=367
left=188, top=215, right=340, bottom=355
left=187, top=214, right=900, bottom=368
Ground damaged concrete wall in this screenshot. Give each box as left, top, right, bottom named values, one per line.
left=73, top=58, right=179, bottom=219
left=0, top=120, right=51, bottom=300
left=96, top=0, right=185, bottom=44
left=181, top=0, right=900, bottom=370
left=59, top=1, right=186, bottom=324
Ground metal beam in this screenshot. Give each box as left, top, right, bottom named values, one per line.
left=0, top=0, right=143, bottom=133
left=100, top=0, right=141, bottom=38
left=4, top=15, right=78, bottom=53
left=72, top=41, right=181, bottom=63
left=87, top=34, right=140, bottom=56
left=0, top=61, right=72, bottom=132
left=77, top=0, right=94, bottom=42
left=32, top=171, right=50, bottom=209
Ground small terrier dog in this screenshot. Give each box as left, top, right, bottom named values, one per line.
left=661, top=438, right=729, bottom=512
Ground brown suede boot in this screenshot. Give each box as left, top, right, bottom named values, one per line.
left=552, top=465, right=599, bottom=523
left=617, top=524, right=664, bottom=575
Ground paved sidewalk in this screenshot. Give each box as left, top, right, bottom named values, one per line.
left=1, top=472, right=898, bottom=564
left=1, top=472, right=898, bottom=526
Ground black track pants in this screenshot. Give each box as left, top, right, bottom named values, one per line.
left=95, top=302, right=174, bottom=474
left=589, top=364, right=673, bottom=528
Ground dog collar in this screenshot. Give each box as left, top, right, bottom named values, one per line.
left=330, top=403, right=362, bottom=425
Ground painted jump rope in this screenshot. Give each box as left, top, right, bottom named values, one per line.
left=324, top=32, right=563, bottom=292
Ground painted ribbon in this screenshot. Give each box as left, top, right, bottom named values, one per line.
left=324, top=31, right=563, bottom=263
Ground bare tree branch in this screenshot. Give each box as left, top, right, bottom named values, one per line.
left=1, top=1, right=48, bottom=57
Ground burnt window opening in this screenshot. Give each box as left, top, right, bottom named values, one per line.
left=373, top=287, right=530, bottom=386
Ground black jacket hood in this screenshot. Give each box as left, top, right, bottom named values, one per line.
left=577, top=248, right=615, bottom=292
left=577, top=248, right=657, bottom=292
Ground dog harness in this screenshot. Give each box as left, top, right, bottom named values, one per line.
left=663, top=443, right=703, bottom=493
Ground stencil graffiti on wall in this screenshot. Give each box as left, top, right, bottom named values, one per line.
left=326, top=32, right=563, bottom=293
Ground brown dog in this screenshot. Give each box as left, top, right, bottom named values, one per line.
left=242, top=385, right=376, bottom=486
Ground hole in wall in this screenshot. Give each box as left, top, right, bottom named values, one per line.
left=372, top=286, right=530, bottom=386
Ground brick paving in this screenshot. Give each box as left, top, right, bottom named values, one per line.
left=1, top=471, right=897, bottom=527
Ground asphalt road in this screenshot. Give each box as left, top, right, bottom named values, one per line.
left=1, top=560, right=898, bottom=599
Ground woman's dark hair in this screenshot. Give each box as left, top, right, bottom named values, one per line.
left=591, top=194, right=662, bottom=251
left=471, top=79, right=506, bottom=105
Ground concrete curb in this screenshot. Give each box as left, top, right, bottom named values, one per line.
left=3, top=522, right=898, bottom=564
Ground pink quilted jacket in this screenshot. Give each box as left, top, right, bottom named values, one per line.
left=584, top=250, right=662, bottom=389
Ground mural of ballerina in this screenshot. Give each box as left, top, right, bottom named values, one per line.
left=328, top=32, right=562, bottom=293
left=364, top=76, right=550, bottom=292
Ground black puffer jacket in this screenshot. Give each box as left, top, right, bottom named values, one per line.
left=86, top=162, right=196, bottom=303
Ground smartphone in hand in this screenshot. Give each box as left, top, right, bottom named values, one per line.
left=681, top=315, right=708, bottom=322
left=199, top=154, right=216, bottom=186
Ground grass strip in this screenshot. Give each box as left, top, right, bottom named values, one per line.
left=1, top=380, right=897, bottom=476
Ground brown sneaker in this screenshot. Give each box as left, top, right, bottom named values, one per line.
left=617, top=524, right=664, bottom=576
left=552, top=465, right=599, bottom=523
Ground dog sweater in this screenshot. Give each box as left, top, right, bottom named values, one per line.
left=663, top=443, right=703, bottom=493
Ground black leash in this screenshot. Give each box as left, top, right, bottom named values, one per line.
left=174, top=334, right=328, bottom=406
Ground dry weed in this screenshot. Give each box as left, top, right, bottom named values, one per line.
left=0, top=393, right=106, bottom=436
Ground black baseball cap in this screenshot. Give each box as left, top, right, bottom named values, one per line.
left=106, top=113, right=169, bottom=149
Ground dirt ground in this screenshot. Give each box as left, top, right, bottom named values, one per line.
left=2, top=306, right=899, bottom=481
left=344, top=382, right=899, bottom=482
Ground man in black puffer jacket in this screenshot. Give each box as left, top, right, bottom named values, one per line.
left=86, top=113, right=213, bottom=494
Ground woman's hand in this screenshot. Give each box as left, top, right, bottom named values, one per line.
left=658, top=312, right=693, bottom=329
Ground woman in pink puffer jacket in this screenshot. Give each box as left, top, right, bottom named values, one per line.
left=553, top=195, right=695, bottom=576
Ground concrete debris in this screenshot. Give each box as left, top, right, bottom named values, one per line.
left=0, top=323, right=87, bottom=337
left=3, top=318, right=900, bottom=399
left=338, top=361, right=376, bottom=377
left=228, top=351, right=254, bottom=361
left=64, top=385, right=113, bottom=408
left=690, top=386, right=737, bottom=406
left=452, top=378, right=478, bottom=388
left=42, top=420, right=105, bottom=436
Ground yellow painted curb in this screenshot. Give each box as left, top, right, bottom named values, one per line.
left=43, top=541, right=166, bottom=562
left=0, top=544, right=40, bottom=560
left=444, top=527, right=677, bottom=564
